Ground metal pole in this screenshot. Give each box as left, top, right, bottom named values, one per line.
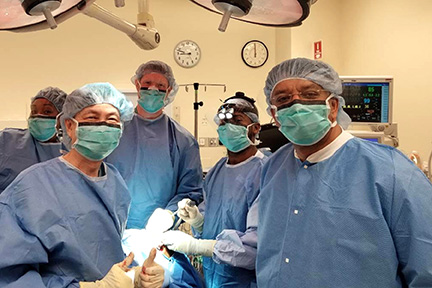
left=194, top=82, right=199, bottom=139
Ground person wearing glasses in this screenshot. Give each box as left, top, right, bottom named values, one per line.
left=106, top=60, right=203, bottom=230
left=0, top=83, right=164, bottom=287
left=161, top=92, right=266, bottom=288
left=0, top=86, right=67, bottom=194
left=256, top=58, right=432, bottom=287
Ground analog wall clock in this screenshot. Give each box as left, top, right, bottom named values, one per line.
left=174, top=40, right=201, bottom=68
left=241, top=40, right=269, bottom=68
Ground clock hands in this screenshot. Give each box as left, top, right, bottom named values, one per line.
left=176, top=48, right=191, bottom=55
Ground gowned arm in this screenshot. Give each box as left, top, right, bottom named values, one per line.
left=166, top=143, right=203, bottom=211
left=212, top=197, right=259, bottom=270
left=0, top=203, right=78, bottom=288
left=390, top=156, right=432, bottom=286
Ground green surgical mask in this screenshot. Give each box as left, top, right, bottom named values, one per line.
left=275, top=96, right=336, bottom=146
left=72, top=120, right=122, bottom=161
left=28, top=116, right=57, bottom=142
left=217, top=123, right=255, bottom=153
left=138, top=88, right=166, bottom=113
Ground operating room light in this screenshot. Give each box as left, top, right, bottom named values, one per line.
left=190, top=0, right=318, bottom=31
left=0, top=0, right=160, bottom=50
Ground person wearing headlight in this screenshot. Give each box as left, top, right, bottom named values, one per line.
left=0, top=86, right=66, bottom=194
left=0, top=83, right=164, bottom=288
left=106, top=60, right=203, bottom=230
left=256, top=58, right=432, bottom=287
left=161, top=92, right=266, bottom=288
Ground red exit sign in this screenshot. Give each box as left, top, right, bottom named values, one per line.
left=314, top=40, right=323, bottom=60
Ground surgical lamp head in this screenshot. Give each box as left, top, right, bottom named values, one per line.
left=131, top=60, right=179, bottom=106
left=215, top=91, right=259, bottom=125
left=31, top=86, right=67, bottom=113
left=264, top=57, right=351, bottom=129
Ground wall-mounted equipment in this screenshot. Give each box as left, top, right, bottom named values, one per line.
left=340, top=76, right=393, bottom=124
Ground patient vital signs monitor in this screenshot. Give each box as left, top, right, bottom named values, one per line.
left=340, top=76, right=393, bottom=124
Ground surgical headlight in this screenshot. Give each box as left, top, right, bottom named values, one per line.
left=217, top=104, right=236, bottom=121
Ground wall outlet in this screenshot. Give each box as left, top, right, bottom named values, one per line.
left=209, top=137, right=219, bottom=147
left=198, top=137, right=207, bottom=147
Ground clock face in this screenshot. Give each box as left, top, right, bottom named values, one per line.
left=174, top=40, right=201, bottom=68
left=241, top=40, right=269, bottom=68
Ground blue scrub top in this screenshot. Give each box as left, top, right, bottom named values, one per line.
left=201, top=153, right=266, bottom=288
left=257, top=138, right=432, bottom=287
left=0, top=157, right=130, bottom=287
left=106, top=114, right=203, bottom=229
left=0, top=128, right=62, bottom=193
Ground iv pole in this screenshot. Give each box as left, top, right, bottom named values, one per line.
left=179, top=83, right=226, bottom=139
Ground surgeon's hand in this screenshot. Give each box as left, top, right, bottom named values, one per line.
left=177, top=199, right=204, bottom=232
left=146, top=208, right=175, bottom=233
left=134, top=248, right=164, bottom=288
left=161, top=230, right=216, bottom=257
left=80, top=252, right=135, bottom=288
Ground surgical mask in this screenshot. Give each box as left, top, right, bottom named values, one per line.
left=138, top=88, right=166, bottom=113
left=28, top=116, right=57, bottom=142
left=72, top=119, right=122, bottom=161
left=217, top=123, right=258, bottom=153
left=275, top=96, right=337, bottom=146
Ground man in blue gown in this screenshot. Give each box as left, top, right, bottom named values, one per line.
left=0, top=86, right=66, bottom=193
left=106, top=60, right=203, bottom=229
left=0, top=83, right=164, bottom=287
left=162, top=92, right=266, bottom=287
left=256, top=58, right=432, bottom=287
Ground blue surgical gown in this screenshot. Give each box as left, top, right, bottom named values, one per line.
left=257, top=138, right=432, bottom=287
left=0, top=128, right=62, bottom=194
left=106, top=114, right=203, bottom=229
left=199, top=152, right=266, bottom=288
left=0, top=157, right=130, bottom=287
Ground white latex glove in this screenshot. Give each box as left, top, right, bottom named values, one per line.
left=146, top=208, right=174, bottom=233
left=80, top=253, right=135, bottom=288
left=134, top=248, right=164, bottom=288
left=177, top=199, right=204, bottom=232
left=161, top=230, right=216, bottom=257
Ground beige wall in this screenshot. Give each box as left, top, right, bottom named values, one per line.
left=290, top=0, right=432, bottom=164
left=1, top=0, right=432, bottom=167
left=0, top=0, right=277, bottom=169
left=339, top=0, right=432, bottom=162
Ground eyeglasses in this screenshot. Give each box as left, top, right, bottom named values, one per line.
left=271, top=89, right=329, bottom=106
left=140, top=87, right=167, bottom=93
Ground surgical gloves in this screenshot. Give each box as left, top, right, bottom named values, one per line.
left=146, top=208, right=175, bottom=233
left=79, top=253, right=135, bottom=288
left=162, top=230, right=216, bottom=257
left=177, top=198, right=204, bottom=233
left=80, top=250, right=164, bottom=288
left=135, top=248, right=165, bottom=288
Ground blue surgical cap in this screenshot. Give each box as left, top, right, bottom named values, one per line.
left=264, top=58, right=351, bottom=129
left=60, top=82, right=134, bottom=149
left=131, top=60, right=179, bottom=106
left=31, top=86, right=67, bottom=113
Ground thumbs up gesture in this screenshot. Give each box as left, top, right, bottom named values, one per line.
left=135, top=248, right=164, bottom=288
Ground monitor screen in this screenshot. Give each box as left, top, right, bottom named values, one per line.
left=340, top=77, right=393, bottom=123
